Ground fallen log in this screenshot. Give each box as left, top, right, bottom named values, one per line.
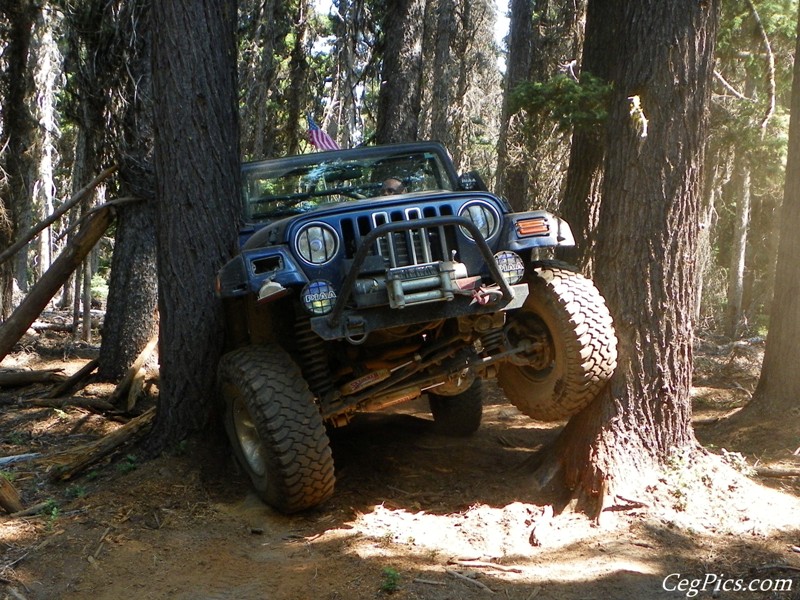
left=25, top=396, right=116, bottom=413
left=0, top=204, right=116, bottom=362
left=47, top=407, right=155, bottom=482
left=756, top=466, right=800, bottom=478
left=46, top=359, right=99, bottom=399
left=0, top=369, right=66, bottom=387
left=30, top=321, right=74, bottom=333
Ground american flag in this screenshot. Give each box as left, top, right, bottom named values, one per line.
left=307, top=114, right=340, bottom=151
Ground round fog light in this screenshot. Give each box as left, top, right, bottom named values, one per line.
left=302, top=280, right=337, bottom=315
left=494, top=251, right=525, bottom=284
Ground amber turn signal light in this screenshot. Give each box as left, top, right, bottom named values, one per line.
left=515, top=218, right=549, bottom=237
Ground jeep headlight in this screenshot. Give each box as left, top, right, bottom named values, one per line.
left=458, top=201, right=499, bottom=241
left=295, top=223, right=338, bottom=265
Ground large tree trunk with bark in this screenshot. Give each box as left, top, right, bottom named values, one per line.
left=740, top=7, right=800, bottom=420
left=98, top=0, right=158, bottom=381
left=724, top=153, right=751, bottom=339
left=537, top=0, right=719, bottom=512
left=495, top=0, right=533, bottom=211
left=375, top=0, right=425, bottom=144
left=149, top=0, right=241, bottom=449
left=0, top=0, right=38, bottom=319
left=555, top=0, right=615, bottom=275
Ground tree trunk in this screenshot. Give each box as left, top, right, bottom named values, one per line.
left=743, top=6, right=800, bottom=418
left=495, top=0, right=533, bottom=211
left=149, top=0, right=241, bottom=449
left=555, top=0, right=615, bottom=275
left=375, top=0, right=425, bottom=144
left=725, top=153, right=751, bottom=339
left=98, top=0, right=158, bottom=381
left=285, top=1, right=309, bottom=156
left=428, top=0, right=455, bottom=148
left=0, top=0, right=38, bottom=319
left=538, top=0, right=719, bottom=512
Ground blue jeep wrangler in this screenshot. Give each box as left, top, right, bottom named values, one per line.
left=216, top=142, right=617, bottom=513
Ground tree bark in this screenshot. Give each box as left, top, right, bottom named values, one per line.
left=495, top=0, right=533, bottom=211
left=743, top=5, right=800, bottom=419
left=725, top=153, right=751, bottom=339
left=539, top=0, right=719, bottom=511
left=0, top=0, right=38, bottom=319
left=375, top=0, right=426, bottom=144
left=428, top=0, right=456, bottom=149
left=149, top=0, right=241, bottom=450
left=556, top=0, right=615, bottom=274
left=98, top=0, right=158, bottom=381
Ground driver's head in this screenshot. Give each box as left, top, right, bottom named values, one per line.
left=380, top=178, right=406, bottom=196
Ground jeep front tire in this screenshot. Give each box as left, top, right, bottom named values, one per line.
left=498, top=261, right=617, bottom=421
left=218, top=345, right=335, bottom=513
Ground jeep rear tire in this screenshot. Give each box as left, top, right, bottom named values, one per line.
left=428, top=379, right=483, bottom=436
left=498, top=261, right=617, bottom=421
left=218, top=345, right=335, bottom=513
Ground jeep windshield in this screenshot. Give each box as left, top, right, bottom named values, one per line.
left=241, top=145, right=456, bottom=222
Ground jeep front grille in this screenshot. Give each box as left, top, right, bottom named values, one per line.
left=341, top=206, right=459, bottom=268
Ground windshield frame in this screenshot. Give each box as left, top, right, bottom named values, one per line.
left=240, top=142, right=459, bottom=223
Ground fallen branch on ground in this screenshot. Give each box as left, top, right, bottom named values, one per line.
left=447, top=559, right=522, bottom=573
left=0, top=369, right=65, bottom=387
left=47, top=406, right=155, bottom=482
left=24, top=396, right=116, bottom=413
left=46, top=359, right=99, bottom=399
left=445, top=569, right=496, bottom=594
left=755, top=467, right=800, bottom=478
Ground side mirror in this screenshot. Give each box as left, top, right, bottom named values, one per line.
left=457, top=170, right=488, bottom=191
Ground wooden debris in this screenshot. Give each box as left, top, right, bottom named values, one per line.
left=412, top=578, right=447, bottom=586
left=445, top=569, right=496, bottom=594
left=0, top=477, right=24, bottom=514
left=46, top=358, right=99, bottom=399
left=26, top=396, right=116, bottom=413
left=0, top=369, right=66, bottom=388
left=8, top=501, right=52, bottom=518
left=108, top=334, right=158, bottom=411
left=447, top=559, right=522, bottom=573
left=47, top=406, right=155, bottom=482
left=756, top=467, right=800, bottom=478
left=0, top=453, right=42, bottom=467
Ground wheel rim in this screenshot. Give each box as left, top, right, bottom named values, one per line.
left=508, top=313, right=557, bottom=379
left=231, top=395, right=267, bottom=477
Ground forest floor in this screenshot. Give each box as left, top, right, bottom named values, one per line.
left=1, top=319, right=799, bottom=600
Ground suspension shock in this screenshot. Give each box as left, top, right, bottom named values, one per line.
left=294, top=315, right=334, bottom=399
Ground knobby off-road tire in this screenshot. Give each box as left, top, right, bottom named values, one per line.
left=498, top=261, right=617, bottom=421
left=428, top=379, right=483, bottom=437
left=218, top=345, right=335, bottom=513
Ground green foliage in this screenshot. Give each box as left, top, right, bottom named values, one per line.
left=117, top=454, right=138, bottom=474
left=0, top=470, right=16, bottom=482
left=65, top=483, right=88, bottom=499
left=510, top=72, right=612, bottom=133
left=380, top=567, right=401, bottom=593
